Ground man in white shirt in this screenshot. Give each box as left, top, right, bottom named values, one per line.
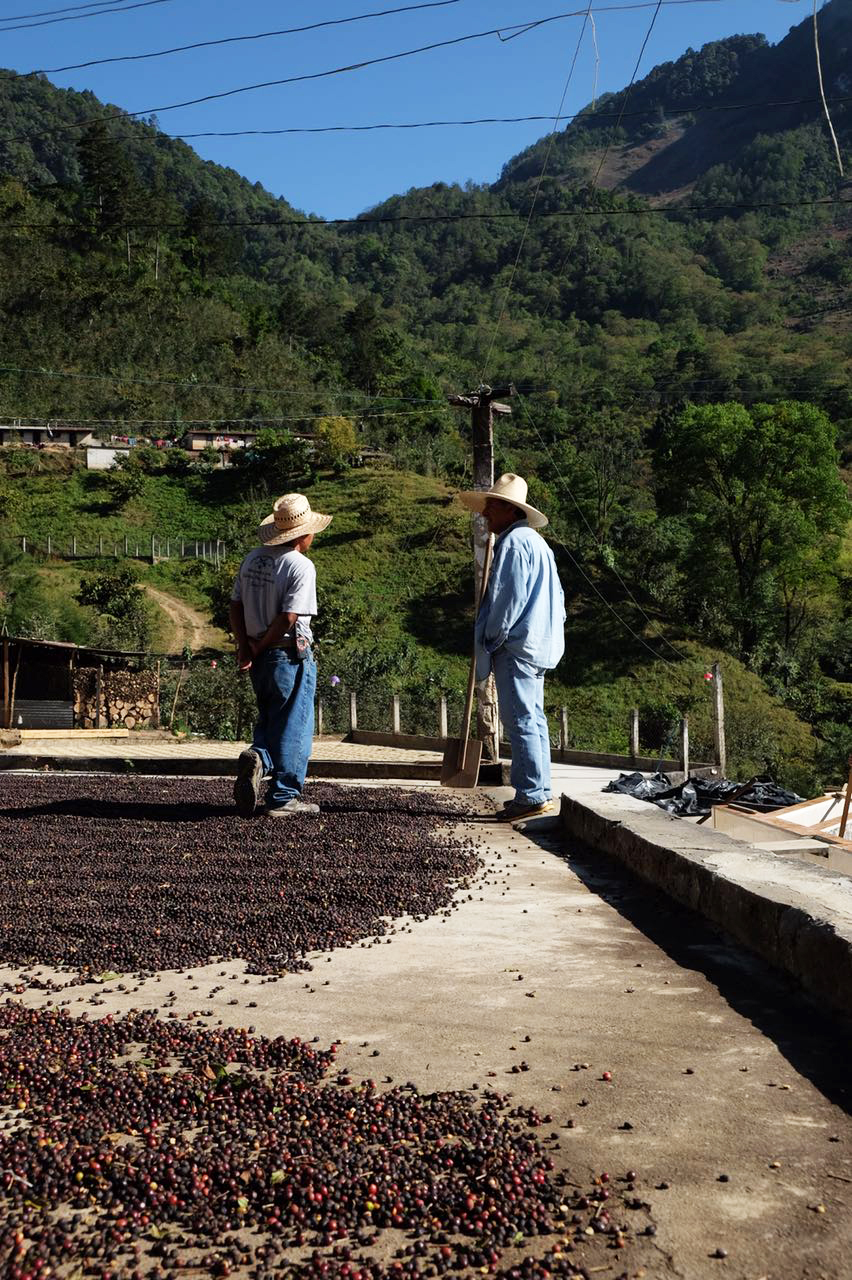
left=229, top=493, right=332, bottom=817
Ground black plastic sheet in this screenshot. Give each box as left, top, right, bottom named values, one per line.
left=603, top=772, right=803, bottom=819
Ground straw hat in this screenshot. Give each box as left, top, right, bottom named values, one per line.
left=258, top=493, right=333, bottom=546
left=457, top=473, right=548, bottom=529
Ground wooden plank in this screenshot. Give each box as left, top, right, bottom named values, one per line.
left=16, top=728, right=130, bottom=740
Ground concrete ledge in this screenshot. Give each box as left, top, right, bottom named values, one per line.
left=560, top=791, right=852, bottom=1019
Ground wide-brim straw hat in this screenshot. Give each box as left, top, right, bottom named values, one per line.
left=457, top=472, right=548, bottom=529
left=259, top=493, right=333, bottom=546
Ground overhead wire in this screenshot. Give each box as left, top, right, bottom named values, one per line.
left=590, top=0, right=664, bottom=186
left=1, top=0, right=135, bottom=21
left=4, top=193, right=849, bottom=231
left=30, top=0, right=468, bottom=74
left=479, top=0, right=595, bottom=384
left=812, top=0, right=845, bottom=176
left=2, top=2, right=747, bottom=146
left=0, top=0, right=180, bottom=32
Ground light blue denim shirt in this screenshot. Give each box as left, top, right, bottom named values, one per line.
left=474, top=520, right=566, bottom=681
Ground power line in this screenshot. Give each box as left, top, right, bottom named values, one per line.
left=0, top=0, right=180, bottom=33
left=1, top=0, right=134, bottom=21
left=480, top=0, right=595, bottom=384
left=3, top=195, right=849, bottom=230
left=591, top=0, right=664, bottom=187
left=813, top=0, right=845, bottom=177
left=1, top=2, right=742, bottom=145
left=31, top=0, right=467, bottom=74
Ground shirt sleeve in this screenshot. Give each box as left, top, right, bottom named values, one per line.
left=280, top=556, right=317, bottom=616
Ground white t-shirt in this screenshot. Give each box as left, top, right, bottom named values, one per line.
left=231, top=545, right=317, bottom=643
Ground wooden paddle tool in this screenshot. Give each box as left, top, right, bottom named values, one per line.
left=440, top=535, right=494, bottom=789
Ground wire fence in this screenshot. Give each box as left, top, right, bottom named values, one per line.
left=3, top=535, right=228, bottom=565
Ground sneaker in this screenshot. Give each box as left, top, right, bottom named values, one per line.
left=234, top=749, right=263, bottom=817
left=264, top=798, right=320, bottom=817
left=496, top=800, right=555, bottom=823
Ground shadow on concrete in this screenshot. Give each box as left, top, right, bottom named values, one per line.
left=520, top=823, right=852, bottom=1114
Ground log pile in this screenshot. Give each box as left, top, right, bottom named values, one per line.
left=73, top=667, right=160, bottom=730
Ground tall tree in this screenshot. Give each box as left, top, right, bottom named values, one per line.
left=656, top=401, right=849, bottom=659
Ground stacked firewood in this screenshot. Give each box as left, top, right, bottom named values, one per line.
left=73, top=668, right=160, bottom=729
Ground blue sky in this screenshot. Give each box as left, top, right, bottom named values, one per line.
left=0, top=0, right=819, bottom=218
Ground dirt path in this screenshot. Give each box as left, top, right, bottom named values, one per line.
left=144, top=585, right=227, bottom=654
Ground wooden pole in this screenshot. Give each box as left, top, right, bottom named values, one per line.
left=169, top=664, right=186, bottom=730
left=2, top=638, right=10, bottom=729
left=630, top=709, right=640, bottom=761
left=8, top=645, right=22, bottom=730
left=21, top=536, right=26, bottom=554
left=151, top=534, right=156, bottom=564
left=349, top=690, right=358, bottom=732
left=46, top=534, right=51, bottom=555
left=438, top=696, right=448, bottom=739
left=560, top=706, right=569, bottom=760
left=839, top=755, right=852, bottom=841
left=392, top=694, right=401, bottom=736
left=316, top=699, right=324, bottom=737
left=680, top=716, right=690, bottom=777
left=712, top=662, right=726, bottom=774
left=449, top=384, right=514, bottom=765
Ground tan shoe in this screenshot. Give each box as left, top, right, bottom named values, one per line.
left=496, top=800, right=555, bottom=823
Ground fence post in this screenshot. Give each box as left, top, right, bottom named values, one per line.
left=135, top=544, right=140, bottom=558
left=21, top=536, right=26, bottom=554
left=166, top=539, right=170, bottom=558
left=181, top=539, right=186, bottom=557
left=438, top=697, right=448, bottom=739
left=629, top=708, right=640, bottom=762
left=712, top=663, right=726, bottom=775
left=680, top=716, right=690, bottom=777
left=316, top=698, right=324, bottom=737
left=46, top=534, right=51, bottom=555
left=71, top=535, right=77, bottom=557
left=151, top=534, right=156, bottom=564
left=195, top=540, right=199, bottom=558
left=560, top=707, right=569, bottom=760
left=114, top=543, right=118, bottom=558
left=98, top=535, right=103, bottom=556
left=349, top=691, right=358, bottom=733
left=392, top=694, right=401, bottom=736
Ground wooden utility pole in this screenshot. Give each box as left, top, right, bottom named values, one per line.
left=448, top=384, right=514, bottom=763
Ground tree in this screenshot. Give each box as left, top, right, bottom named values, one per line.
left=77, top=121, right=143, bottom=240
left=314, top=416, right=359, bottom=471
left=76, top=565, right=152, bottom=650
left=105, top=454, right=146, bottom=507
left=656, top=401, right=849, bottom=660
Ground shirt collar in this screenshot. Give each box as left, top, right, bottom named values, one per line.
left=496, top=517, right=528, bottom=543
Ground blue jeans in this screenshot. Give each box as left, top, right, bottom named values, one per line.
left=492, top=648, right=551, bottom=806
left=249, top=649, right=316, bottom=806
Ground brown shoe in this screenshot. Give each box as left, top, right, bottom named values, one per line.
left=234, top=749, right=263, bottom=817
left=496, top=800, right=555, bottom=823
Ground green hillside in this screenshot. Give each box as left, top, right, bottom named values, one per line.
left=0, top=0, right=849, bottom=789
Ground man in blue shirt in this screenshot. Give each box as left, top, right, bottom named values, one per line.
left=459, top=474, right=566, bottom=822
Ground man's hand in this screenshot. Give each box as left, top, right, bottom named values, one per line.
left=237, top=645, right=253, bottom=672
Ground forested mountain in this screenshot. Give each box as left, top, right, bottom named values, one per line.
left=0, top=0, right=849, bottom=784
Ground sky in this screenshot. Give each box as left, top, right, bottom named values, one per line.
left=0, top=0, right=823, bottom=219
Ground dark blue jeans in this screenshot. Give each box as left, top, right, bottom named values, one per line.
left=249, top=649, right=316, bottom=806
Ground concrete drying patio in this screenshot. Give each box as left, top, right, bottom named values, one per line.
left=1, top=770, right=851, bottom=1278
